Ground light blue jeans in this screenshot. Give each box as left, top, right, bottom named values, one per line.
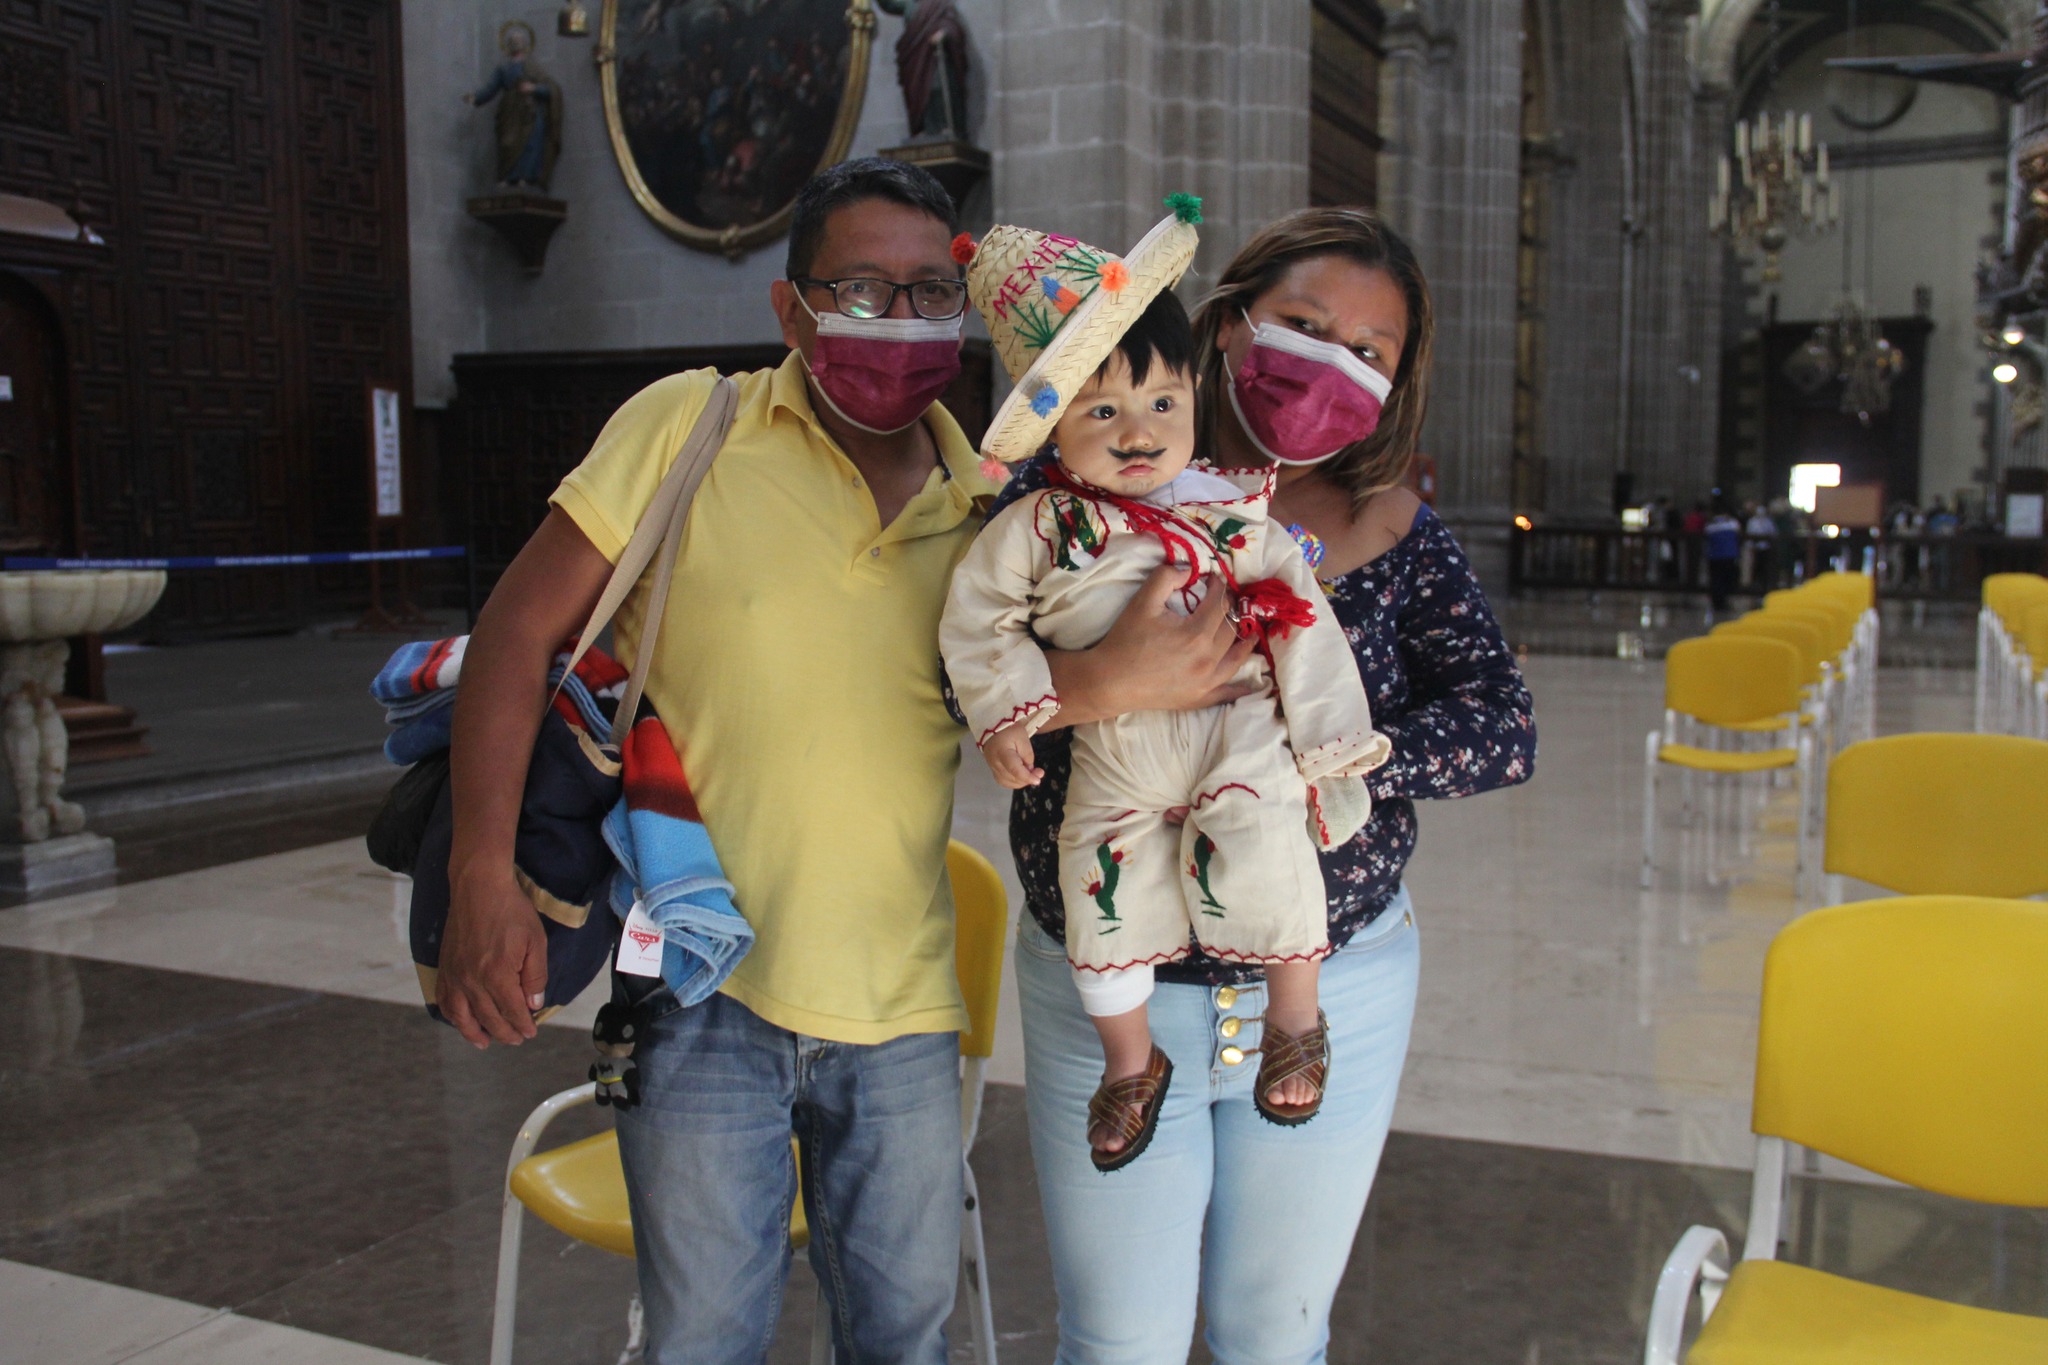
left=1016, top=885, right=1420, bottom=1364
left=613, top=988, right=963, bottom=1364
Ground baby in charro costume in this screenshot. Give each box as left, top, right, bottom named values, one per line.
left=940, top=197, right=1390, bottom=1170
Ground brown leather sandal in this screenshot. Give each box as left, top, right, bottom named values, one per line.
left=1087, top=1045, right=1174, bottom=1173
left=1254, top=1010, right=1330, bottom=1126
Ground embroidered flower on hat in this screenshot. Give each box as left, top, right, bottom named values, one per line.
left=1030, top=385, right=1060, bottom=418
left=1041, top=275, right=1083, bottom=315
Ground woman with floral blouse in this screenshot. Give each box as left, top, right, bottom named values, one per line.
left=989, top=208, right=1536, bottom=1360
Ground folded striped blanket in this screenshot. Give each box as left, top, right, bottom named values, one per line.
left=601, top=715, right=753, bottom=1006
left=372, top=635, right=631, bottom=765
left=371, top=636, right=466, bottom=704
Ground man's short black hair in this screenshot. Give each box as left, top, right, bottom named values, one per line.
left=1098, top=288, right=1195, bottom=387
left=786, top=157, right=958, bottom=278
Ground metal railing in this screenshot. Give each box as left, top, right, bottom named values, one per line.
left=1508, top=524, right=2048, bottom=601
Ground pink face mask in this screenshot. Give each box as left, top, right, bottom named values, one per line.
left=1225, top=315, right=1395, bottom=466
left=800, top=304, right=963, bottom=435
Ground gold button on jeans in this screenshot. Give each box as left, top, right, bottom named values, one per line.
left=1220, top=1046, right=1245, bottom=1067
left=1219, top=1016, right=1242, bottom=1038
left=1216, top=986, right=1239, bottom=1009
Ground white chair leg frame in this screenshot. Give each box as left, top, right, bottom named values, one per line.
left=1976, top=607, right=1995, bottom=732
left=958, top=1053, right=998, bottom=1365
left=491, top=1083, right=601, bottom=1365
left=1641, top=726, right=1666, bottom=890
left=1643, top=1225, right=1729, bottom=1365
left=1642, top=1137, right=1788, bottom=1365
left=1792, top=730, right=1813, bottom=902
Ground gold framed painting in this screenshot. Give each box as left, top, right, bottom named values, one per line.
left=597, top=0, right=875, bottom=257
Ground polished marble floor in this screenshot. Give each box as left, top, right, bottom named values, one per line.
left=2, top=654, right=2041, bottom=1365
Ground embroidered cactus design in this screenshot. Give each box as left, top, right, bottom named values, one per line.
left=1041, top=490, right=1107, bottom=570
left=1053, top=246, right=1110, bottom=287
left=1188, top=833, right=1227, bottom=916
left=1013, top=299, right=1062, bottom=351
left=1082, top=841, right=1124, bottom=931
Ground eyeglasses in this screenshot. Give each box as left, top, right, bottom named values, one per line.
left=792, top=275, right=968, bottom=321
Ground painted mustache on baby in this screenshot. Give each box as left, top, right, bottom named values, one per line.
left=1111, top=447, right=1166, bottom=463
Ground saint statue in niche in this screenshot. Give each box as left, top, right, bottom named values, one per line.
left=876, top=0, right=969, bottom=140
left=465, top=21, right=564, bottom=192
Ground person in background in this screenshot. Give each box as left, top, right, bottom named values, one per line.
left=1651, top=495, right=1679, bottom=582
left=1743, top=500, right=1776, bottom=591
left=1885, top=499, right=1924, bottom=589
left=1704, top=497, right=1742, bottom=615
left=1925, top=496, right=1958, bottom=592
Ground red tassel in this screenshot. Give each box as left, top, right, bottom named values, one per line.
left=1234, top=577, right=1317, bottom=640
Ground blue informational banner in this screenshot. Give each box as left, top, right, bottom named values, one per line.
left=1, top=546, right=467, bottom=571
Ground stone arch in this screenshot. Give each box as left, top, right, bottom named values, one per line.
left=1696, top=0, right=2012, bottom=91
left=1696, top=0, right=1767, bottom=92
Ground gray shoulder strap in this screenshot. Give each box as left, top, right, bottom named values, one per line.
left=557, top=375, right=739, bottom=745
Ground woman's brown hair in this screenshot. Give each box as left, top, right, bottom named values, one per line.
left=1191, top=207, right=1434, bottom=509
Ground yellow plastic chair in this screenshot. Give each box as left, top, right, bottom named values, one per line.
left=1710, top=616, right=1826, bottom=718
left=1761, top=599, right=1863, bottom=747
left=488, top=840, right=1011, bottom=1365
left=1808, top=572, right=1879, bottom=698
left=1823, top=733, right=2048, bottom=904
left=1643, top=896, right=2048, bottom=1364
left=1978, top=574, right=2048, bottom=732
left=1711, top=616, right=1830, bottom=825
left=2019, top=600, right=2048, bottom=738
left=1642, top=635, right=1813, bottom=890
left=1810, top=569, right=1874, bottom=614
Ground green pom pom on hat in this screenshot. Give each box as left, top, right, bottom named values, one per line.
left=1164, top=192, right=1203, bottom=225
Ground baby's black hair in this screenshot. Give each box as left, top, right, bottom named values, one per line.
left=1097, top=288, right=1194, bottom=386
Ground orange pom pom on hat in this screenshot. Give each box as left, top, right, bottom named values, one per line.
left=964, top=195, right=1202, bottom=464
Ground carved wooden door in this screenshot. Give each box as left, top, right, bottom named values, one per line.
left=0, top=274, right=67, bottom=553
left=0, top=0, right=413, bottom=632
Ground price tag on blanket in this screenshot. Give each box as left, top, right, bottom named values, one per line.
left=616, top=900, right=665, bottom=978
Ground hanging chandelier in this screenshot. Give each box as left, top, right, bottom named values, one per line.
left=1710, top=110, right=1837, bottom=283
left=1777, top=0, right=1906, bottom=425
left=1782, top=297, right=1905, bottom=423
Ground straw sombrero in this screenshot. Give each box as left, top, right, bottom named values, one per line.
left=960, top=194, right=1202, bottom=464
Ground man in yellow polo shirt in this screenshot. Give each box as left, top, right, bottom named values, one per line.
left=439, top=159, right=990, bottom=1362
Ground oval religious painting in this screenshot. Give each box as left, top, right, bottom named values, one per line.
left=599, top=0, right=876, bottom=256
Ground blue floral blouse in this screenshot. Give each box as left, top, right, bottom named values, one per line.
left=977, top=458, right=1537, bottom=987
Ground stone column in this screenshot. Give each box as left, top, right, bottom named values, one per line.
left=1683, top=80, right=1732, bottom=493
left=1994, top=3, right=2048, bottom=481
left=1374, top=4, right=1442, bottom=251
left=1534, top=0, right=1631, bottom=517
left=1376, top=1, right=1522, bottom=519
left=990, top=0, right=1309, bottom=288
left=1625, top=0, right=1704, bottom=504
left=1154, top=0, right=1312, bottom=291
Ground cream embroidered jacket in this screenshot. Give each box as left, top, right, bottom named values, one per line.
left=939, top=465, right=1392, bottom=848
